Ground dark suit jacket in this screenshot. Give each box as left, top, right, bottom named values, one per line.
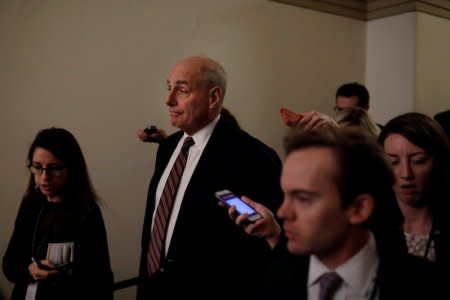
left=137, top=113, right=283, bottom=299
left=260, top=234, right=441, bottom=300
left=391, top=218, right=450, bottom=279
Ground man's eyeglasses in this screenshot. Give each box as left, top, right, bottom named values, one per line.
left=28, top=164, right=66, bottom=176
left=333, top=106, right=343, bottom=113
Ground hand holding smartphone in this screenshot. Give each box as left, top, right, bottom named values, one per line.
left=32, top=257, right=58, bottom=272
left=139, top=125, right=166, bottom=143
left=143, top=125, right=158, bottom=135
left=215, top=189, right=263, bottom=223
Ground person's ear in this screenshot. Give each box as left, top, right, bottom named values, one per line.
left=346, top=194, right=374, bottom=225
left=208, top=86, right=222, bottom=109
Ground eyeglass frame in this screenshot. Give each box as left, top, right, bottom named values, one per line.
left=28, top=163, right=66, bottom=176
left=333, top=106, right=344, bottom=113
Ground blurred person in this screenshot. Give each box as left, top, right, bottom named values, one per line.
left=227, top=108, right=389, bottom=250
left=3, top=127, right=113, bottom=300
left=378, top=112, right=450, bottom=274
left=260, top=127, right=438, bottom=299
left=280, top=82, right=383, bottom=129
left=334, top=81, right=370, bottom=112
left=137, top=56, right=282, bottom=299
left=334, top=107, right=381, bottom=137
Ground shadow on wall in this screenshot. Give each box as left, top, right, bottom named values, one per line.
left=434, top=109, right=450, bottom=139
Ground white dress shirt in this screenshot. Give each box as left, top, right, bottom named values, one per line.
left=151, top=114, right=220, bottom=255
left=307, top=233, right=379, bottom=300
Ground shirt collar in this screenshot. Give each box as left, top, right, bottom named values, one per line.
left=308, top=233, right=379, bottom=296
left=182, top=114, right=220, bottom=149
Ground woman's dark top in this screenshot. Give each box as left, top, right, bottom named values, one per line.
left=3, top=194, right=113, bottom=300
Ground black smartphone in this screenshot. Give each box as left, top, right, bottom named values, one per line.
left=32, top=258, right=56, bottom=271
left=33, top=257, right=73, bottom=272
left=215, top=189, right=263, bottom=223
left=143, top=125, right=158, bottom=135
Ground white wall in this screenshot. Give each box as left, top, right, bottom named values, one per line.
left=366, top=12, right=450, bottom=123
left=416, top=12, right=450, bottom=116
left=0, top=1, right=366, bottom=299
left=366, top=13, right=416, bottom=125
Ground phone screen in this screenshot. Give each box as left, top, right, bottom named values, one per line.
left=218, top=192, right=257, bottom=215
left=225, top=197, right=257, bottom=215
left=215, top=190, right=263, bottom=222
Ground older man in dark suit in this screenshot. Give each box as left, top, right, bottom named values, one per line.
left=137, top=56, right=282, bottom=299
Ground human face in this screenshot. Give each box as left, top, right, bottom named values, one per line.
left=165, top=59, right=214, bottom=135
left=278, top=147, right=351, bottom=262
left=384, top=134, right=434, bottom=207
left=335, top=96, right=361, bottom=112
left=30, top=147, right=68, bottom=202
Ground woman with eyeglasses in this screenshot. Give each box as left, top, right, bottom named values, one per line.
left=3, top=127, right=113, bottom=300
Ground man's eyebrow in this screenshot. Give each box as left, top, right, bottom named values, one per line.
left=166, top=80, right=188, bottom=86
left=386, top=152, right=426, bottom=158
left=290, top=189, right=318, bottom=197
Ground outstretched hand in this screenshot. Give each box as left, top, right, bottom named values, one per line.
left=280, top=107, right=338, bottom=129
left=136, top=128, right=167, bottom=143
left=296, top=111, right=338, bottom=129
left=280, top=107, right=303, bottom=127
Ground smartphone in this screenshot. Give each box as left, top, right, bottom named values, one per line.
left=143, top=125, right=158, bottom=135
left=33, top=257, right=73, bottom=272
left=32, top=257, right=56, bottom=271
left=215, top=189, right=263, bottom=223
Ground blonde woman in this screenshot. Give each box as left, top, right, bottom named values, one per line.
left=334, top=107, right=381, bottom=136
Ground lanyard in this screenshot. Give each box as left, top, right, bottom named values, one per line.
left=424, top=222, right=438, bottom=260
left=31, top=205, right=47, bottom=262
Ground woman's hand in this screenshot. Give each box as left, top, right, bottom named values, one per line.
left=28, top=259, right=59, bottom=281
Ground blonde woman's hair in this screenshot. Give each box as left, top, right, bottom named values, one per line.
left=334, top=107, right=381, bottom=136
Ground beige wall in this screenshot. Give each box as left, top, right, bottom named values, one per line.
left=366, top=11, right=450, bottom=123
left=0, top=1, right=366, bottom=298
left=416, top=12, right=450, bottom=116
left=365, top=13, right=416, bottom=124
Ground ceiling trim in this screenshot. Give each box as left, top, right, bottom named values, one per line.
left=271, top=0, right=450, bottom=21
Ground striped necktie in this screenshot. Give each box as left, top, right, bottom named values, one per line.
left=319, top=272, right=342, bottom=300
left=147, top=136, right=194, bottom=275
